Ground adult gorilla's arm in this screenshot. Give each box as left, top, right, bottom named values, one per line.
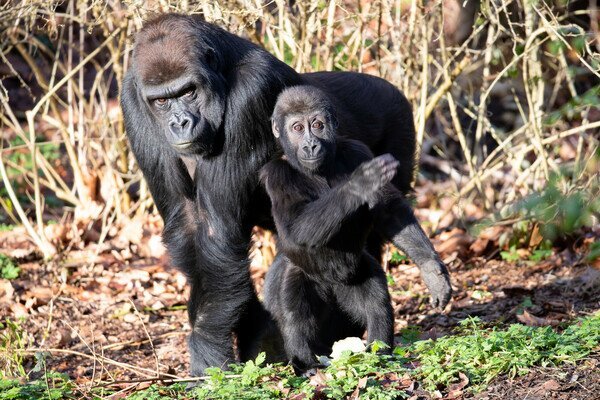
left=303, top=72, right=452, bottom=308
left=376, top=187, right=452, bottom=308
left=121, top=71, right=199, bottom=282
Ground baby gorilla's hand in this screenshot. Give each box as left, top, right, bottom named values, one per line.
left=348, top=154, right=399, bottom=204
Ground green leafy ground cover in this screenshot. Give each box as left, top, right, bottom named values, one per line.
left=1, top=314, right=598, bottom=400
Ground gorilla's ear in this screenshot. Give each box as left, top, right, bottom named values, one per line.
left=331, top=115, right=339, bottom=131
left=206, top=48, right=219, bottom=71
left=271, top=119, right=280, bottom=138
left=326, top=104, right=339, bottom=131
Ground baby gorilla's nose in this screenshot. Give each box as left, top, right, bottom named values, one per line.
left=303, top=139, right=321, bottom=158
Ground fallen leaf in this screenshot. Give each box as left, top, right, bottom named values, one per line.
left=25, top=287, right=54, bottom=306
left=470, top=238, right=490, bottom=256
left=0, top=281, right=14, bottom=300
left=10, top=302, right=28, bottom=318
left=478, top=226, right=503, bottom=241
left=529, top=224, right=544, bottom=248
left=435, top=229, right=473, bottom=259
left=516, top=310, right=560, bottom=327
left=349, top=376, right=368, bottom=399
left=446, top=372, right=469, bottom=398
left=308, top=370, right=328, bottom=387
left=541, top=379, right=561, bottom=391
left=113, top=218, right=144, bottom=249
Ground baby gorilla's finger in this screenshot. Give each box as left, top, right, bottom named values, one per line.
left=382, top=170, right=397, bottom=183
left=379, top=154, right=398, bottom=167
left=381, top=159, right=399, bottom=173
left=380, top=161, right=399, bottom=180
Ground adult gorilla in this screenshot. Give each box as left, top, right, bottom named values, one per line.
left=121, top=13, right=451, bottom=376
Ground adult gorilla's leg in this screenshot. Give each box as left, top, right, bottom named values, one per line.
left=188, top=244, right=256, bottom=376
left=160, top=203, right=242, bottom=374
left=188, top=275, right=251, bottom=376
left=376, top=194, right=452, bottom=308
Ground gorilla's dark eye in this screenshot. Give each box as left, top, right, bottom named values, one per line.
left=293, top=123, right=304, bottom=132
left=154, top=98, right=168, bottom=106
left=184, top=88, right=195, bottom=97
left=312, top=121, right=323, bottom=130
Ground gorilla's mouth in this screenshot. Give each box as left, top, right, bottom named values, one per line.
left=299, top=157, right=324, bottom=171
left=169, top=119, right=217, bottom=155
left=171, top=138, right=212, bottom=155
left=173, top=141, right=193, bottom=149
left=300, top=156, right=323, bottom=164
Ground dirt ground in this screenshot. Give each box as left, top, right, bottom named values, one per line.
left=1, top=183, right=598, bottom=399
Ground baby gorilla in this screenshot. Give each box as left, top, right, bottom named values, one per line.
left=261, top=85, right=397, bottom=374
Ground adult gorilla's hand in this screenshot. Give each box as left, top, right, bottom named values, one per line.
left=420, top=260, right=452, bottom=309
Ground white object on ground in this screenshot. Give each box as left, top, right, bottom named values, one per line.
left=330, top=337, right=366, bottom=359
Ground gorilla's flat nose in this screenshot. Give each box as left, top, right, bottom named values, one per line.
left=169, top=114, right=195, bottom=137
left=303, top=140, right=321, bottom=158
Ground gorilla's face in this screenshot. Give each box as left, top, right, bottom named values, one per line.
left=133, top=20, right=227, bottom=156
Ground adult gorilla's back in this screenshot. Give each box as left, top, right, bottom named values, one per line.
left=304, top=71, right=416, bottom=192
left=121, top=13, right=450, bottom=377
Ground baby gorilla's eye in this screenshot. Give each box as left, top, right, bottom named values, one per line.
left=293, top=124, right=304, bottom=132
left=312, top=121, right=324, bottom=130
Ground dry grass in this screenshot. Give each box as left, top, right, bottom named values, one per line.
left=0, top=0, right=598, bottom=258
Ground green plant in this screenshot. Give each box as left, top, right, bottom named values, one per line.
left=500, top=245, right=520, bottom=262
left=0, top=255, right=20, bottom=280
left=528, top=248, right=553, bottom=262
left=413, top=314, right=600, bottom=391
left=191, top=353, right=296, bottom=399
left=0, top=319, right=28, bottom=378
left=390, top=251, right=408, bottom=265
left=513, top=174, right=599, bottom=243
left=127, top=384, right=185, bottom=400
left=585, top=240, right=600, bottom=262
left=0, top=372, right=76, bottom=400
left=190, top=346, right=410, bottom=399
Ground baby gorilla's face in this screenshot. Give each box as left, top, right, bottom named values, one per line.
left=284, top=112, right=332, bottom=172
left=271, top=85, right=339, bottom=175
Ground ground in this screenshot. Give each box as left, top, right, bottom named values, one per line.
left=0, top=181, right=598, bottom=399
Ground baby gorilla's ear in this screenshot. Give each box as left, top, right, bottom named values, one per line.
left=271, top=118, right=280, bottom=138
left=326, top=106, right=339, bottom=131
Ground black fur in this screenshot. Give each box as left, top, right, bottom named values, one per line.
left=121, top=13, right=451, bottom=376
left=262, top=86, right=396, bottom=373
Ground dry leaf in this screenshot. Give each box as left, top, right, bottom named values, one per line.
left=470, top=238, right=490, bottom=256
left=516, top=310, right=559, bottom=327
left=25, top=287, right=54, bottom=306
left=446, top=372, right=469, bottom=398
left=529, top=224, right=544, bottom=248
left=435, top=229, right=473, bottom=258
left=349, top=376, right=369, bottom=399
left=541, top=379, right=561, bottom=391
left=308, top=370, right=328, bottom=387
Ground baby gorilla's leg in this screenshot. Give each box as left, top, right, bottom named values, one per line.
left=280, top=266, right=326, bottom=374
left=333, top=258, right=394, bottom=351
